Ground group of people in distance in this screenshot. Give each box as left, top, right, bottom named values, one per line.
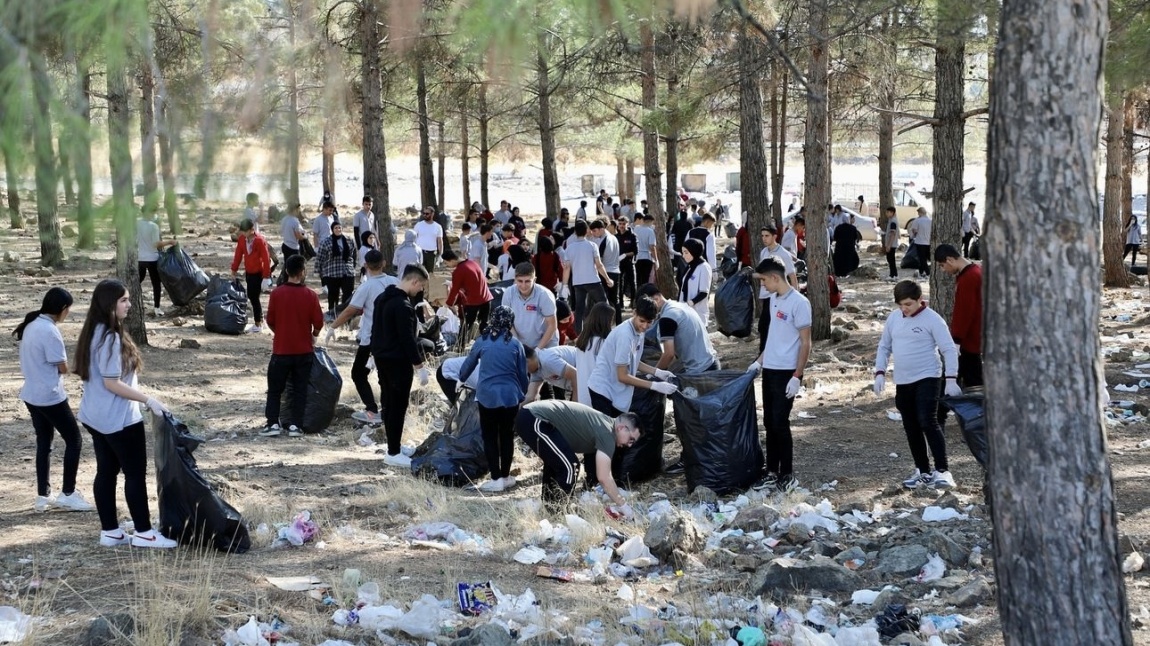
left=14, top=189, right=985, bottom=546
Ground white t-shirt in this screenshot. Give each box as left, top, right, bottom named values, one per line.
left=761, top=288, right=811, bottom=371
left=530, top=345, right=580, bottom=391
left=78, top=325, right=144, bottom=434
left=587, top=319, right=644, bottom=412
left=353, top=209, right=377, bottom=239
left=313, top=214, right=335, bottom=245
left=910, top=216, right=932, bottom=245
left=875, top=304, right=958, bottom=385
left=281, top=216, right=304, bottom=250
left=961, top=210, right=974, bottom=234
left=19, top=315, right=68, bottom=406
left=467, top=235, right=488, bottom=265
left=781, top=229, right=798, bottom=256
left=137, top=219, right=161, bottom=262
left=349, top=273, right=398, bottom=346
left=634, top=226, right=657, bottom=261
left=502, top=284, right=558, bottom=349
left=596, top=232, right=621, bottom=273
left=494, top=209, right=512, bottom=225
left=414, top=220, right=443, bottom=251
left=759, top=244, right=796, bottom=299
left=1127, top=219, right=1143, bottom=246
left=566, top=237, right=603, bottom=286
left=441, top=356, right=481, bottom=391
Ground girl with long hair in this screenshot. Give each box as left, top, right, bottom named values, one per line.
left=74, top=279, right=177, bottom=548
left=16, top=287, right=92, bottom=512
left=574, top=302, right=616, bottom=405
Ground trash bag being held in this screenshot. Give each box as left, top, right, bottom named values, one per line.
left=899, top=245, right=920, bottom=269
left=714, top=267, right=755, bottom=338
left=153, top=412, right=251, bottom=553
left=410, top=388, right=490, bottom=486
left=612, top=381, right=666, bottom=487
left=204, top=275, right=248, bottom=335
left=157, top=244, right=210, bottom=306
left=941, top=392, right=988, bottom=468
left=671, top=370, right=763, bottom=495
left=279, top=348, right=342, bottom=433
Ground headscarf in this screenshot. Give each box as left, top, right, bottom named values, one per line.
left=331, top=222, right=351, bottom=262
left=484, top=305, right=516, bottom=342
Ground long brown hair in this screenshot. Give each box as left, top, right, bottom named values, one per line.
left=73, top=279, right=143, bottom=380
left=575, top=302, right=616, bottom=352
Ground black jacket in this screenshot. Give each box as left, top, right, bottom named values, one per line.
left=371, top=285, right=423, bottom=366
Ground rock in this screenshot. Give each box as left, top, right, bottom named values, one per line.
left=688, top=485, right=718, bottom=503
left=1112, top=349, right=1134, bottom=363
left=451, top=623, right=515, bottom=646
left=933, top=491, right=963, bottom=508
left=945, top=578, right=992, bottom=608
left=787, top=523, right=812, bottom=544
left=3, top=251, right=18, bottom=262
left=23, top=267, right=39, bottom=276
left=872, top=587, right=910, bottom=611
left=834, top=546, right=867, bottom=565
left=734, top=554, right=764, bottom=572
left=866, top=244, right=884, bottom=254
left=37, top=267, right=55, bottom=277
left=877, top=544, right=931, bottom=576
left=810, top=540, right=840, bottom=558
left=844, top=304, right=862, bottom=314
left=843, top=320, right=860, bottom=330
left=753, top=556, right=862, bottom=596
left=87, top=613, right=135, bottom=646
left=521, top=636, right=575, bottom=646
left=730, top=505, right=780, bottom=533
left=891, top=633, right=925, bottom=646
left=829, top=327, right=851, bottom=342
left=916, top=530, right=968, bottom=566
left=62, top=225, right=77, bottom=238
left=179, top=338, right=201, bottom=349
left=852, top=265, right=879, bottom=280
left=172, top=317, right=187, bottom=327
left=645, top=511, right=705, bottom=566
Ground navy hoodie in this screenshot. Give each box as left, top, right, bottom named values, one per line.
left=371, top=285, right=423, bottom=366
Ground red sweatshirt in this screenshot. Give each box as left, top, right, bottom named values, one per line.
left=266, top=282, right=324, bottom=355
left=446, top=259, right=493, bottom=307
left=231, top=234, right=272, bottom=278
left=951, top=263, right=983, bottom=354
left=735, top=226, right=752, bottom=267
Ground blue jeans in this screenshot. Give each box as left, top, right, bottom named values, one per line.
left=896, top=377, right=948, bottom=473
left=761, top=369, right=795, bottom=478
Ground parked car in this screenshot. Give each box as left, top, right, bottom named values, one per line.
left=891, top=186, right=934, bottom=229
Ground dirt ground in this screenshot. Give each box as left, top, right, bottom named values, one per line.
left=0, top=199, right=1148, bottom=645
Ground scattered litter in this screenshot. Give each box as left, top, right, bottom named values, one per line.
left=797, top=410, right=818, bottom=419
left=275, top=511, right=318, bottom=547
left=457, top=582, right=496, bottom=615
left=915, top=553, right=946, bottom=582
left=265, top=575, right=325, bottom=592
left=920, top=613, right=980, bottom=635
left=922, top=506, right=969, bottom=522
left=222, top=616, right=297, bottom=646
left=889, top=452, right=899, bottom=458
left=616, top=583, right=634, bottom=601
left=535, top=566, right=574, bottom=582
left=356, top=431, right=375, bottom=446
left=617, top=536, right=659, bottom=568
left=886, top=409, right=903, bottom=421
left=851, top=586, right=894, bottom=605
left=403, top=521, right=490, bottom=552
left=514, top=546, right=547, bottom=564
left=1115, top=383, right=1140, bottom=392
left=0, top=607, right=31, bottom=643
left=734, top=625, right=767, bottom=645
left=1125, top=552, right=1145, bottom=573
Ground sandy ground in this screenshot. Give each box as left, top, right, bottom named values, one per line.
left=0, top=197, right=1148, bottom=645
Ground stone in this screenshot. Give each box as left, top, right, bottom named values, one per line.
left=689, top=485, right=718, bottom=503
left=451, top=623, right=516, bottom=646
left=876, top=544, right=931, bottom=576
left=734, top=554, right=764, bottom=572
left=753, top=556, right=862, bottom=596
left=872, top=587, right=910, bottom=611
left=645, top=510, right=706, bottom=566
left=852, top=265, right=879, bottom=280
left=933, top=491, right=963, bottom=509
left=866, top=244, right=884, bottom=254
left=3, top=251, right=18, bottom=262
left=843, top=320, right=860, bottom=330
left=945, top=578, right=992, bottom=608
left=829, top=327, right=851, bottom=342
left=179, top=338, right=201, bottom=349
left=87, top=613, right=135, bottom=646
left=787, top=523, right=812, bottom=545
left=708, top=549, right=738, bottom=569
left=730, top=505, right=780, bottom=533
left=916, top=530, right=968, bottom=566
left=810, top=540, right=840, bottom=558
left=62, top=225, right=78, bottom=238
left=1112, top=349, right=1134, bottom=363
left=891, top=633, right=925, bottom=646
left=834, top=546, right=867, bottom=565
left=36, top=267, right=54, bottom=277
left=845, top=304, right=862, bottom=314
left=23, top=267, right=38, bottom=276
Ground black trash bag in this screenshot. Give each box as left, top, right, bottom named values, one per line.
left=157, top=245, right=210, bottom=306
left=204, top=276, right=248, bottom=335
left=671, top=370, right=763, bottom=495
left=714, top=268, right=755, bottom=338
left=613, top=381, right=666, bottom=487
left=410, top=388, right=489, bottom=486
left=279, top=348, right=343, bottom=433
left=968, top=237, right=981, bottom=261
left=875, top=605, right=919, bottom=640
left=154, top=412, right=251, bottom=553
left=900, top=245, right=920, bottom=269
left=487, top=279, right=515, bottom=307
left=719, top=245, right=739, bottom=279
left=942, top=392, right=988, bottom=468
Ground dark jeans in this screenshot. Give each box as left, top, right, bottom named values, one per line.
left=619, top=259, right=636, bottom=308
left=1125, top=243, right=1141, bottom=268
left=422, top=249, right=437, bottom=274
left=761, top=369, right=796, bottom=478
left=376, top=359, right=414, bottom=456
left=885, top=249, right=898, bottom=278
left=757, top=298, right=771, bottom=354
left=282, top=244, right=299, bottom=259
left=323, top=275, right=354, bottom=314
left=896, top=377, right=948, bottom=474
left=572, top=282, right=608, bottom=332
left=479, top=405, right=518, bottom=480
left=351, top=345, right=378, bottom=413
left=540, top=384, right=567, bottom=401
left=85, top=422, right=150, bottom=533
left=605, top=272, right=622, bottom=324
left=25, top=401, right=82, bottom=497
left=915, top=244, right=931, bottom=275
left=515, top=408, right=579, bottom=505
left=962, top=232, right=974, bottom=258
left=265, top=353, right=313, bottom=428
left=437, top=364, right=460, bottom=406
left=588, top=389, right=624, bottom=417
left=244, top=272, right=263, bottom=324
left=464, top=301, right=492, bottom=338
left=635, top=259, right=655, bottom=286
left=138, top=260, right=162, bottom=308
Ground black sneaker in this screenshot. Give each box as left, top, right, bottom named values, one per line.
left=664, top=460, right=685, bottom=475
left=776, top=474, right=799, bottom=492
left=752, top=473, right=778, bottom=491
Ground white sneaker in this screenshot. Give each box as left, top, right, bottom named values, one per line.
left=34, top=495, right=53, bottom=512
left=902, top=469, right=935, bottom=489
left=287, top=425, right=303, bottom=437
left=400, top=445, right=416, bottom=457
left=99, top=530, right=131, bottom=547
left=932, top=470, right=957, bottom=489
left=245, top=324, right=263, bottom=334
left=352, top=410, right=381, bottom=425
left=383, top=453, right=412, bottom=468
left=259, top=423, right=282, bottom=437
left=131, top=529, right=178, bottom=549
left=54, top=491, right=94, bottom=511
left=478, top=478, right=505, bottom=493
left=152, top=306, right=164, bottom=317
left=503, top=475, right=517, bottom=488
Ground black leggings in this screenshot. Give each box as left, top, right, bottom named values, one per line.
left=244, top=272, right=263, bottom=323
left=885, top=249, right=898, bottom=278
left=138, top=261, right=162, bottom=308
left=1124, top=244, right=1140, bottom=267
left=478, top=404, right=518, bottom=480
left=25, top=401, right=82, bottom=497
left=85, top=422, right=151, bottom=533
left=323, top=276, right=354, bottom=314
left=589, top=389, right=624, bottom=417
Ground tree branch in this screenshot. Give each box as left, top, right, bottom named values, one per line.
left=727, top=0, right=816, bottom=100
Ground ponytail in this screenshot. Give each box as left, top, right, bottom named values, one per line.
left=13, top=287, right=73, bottom=340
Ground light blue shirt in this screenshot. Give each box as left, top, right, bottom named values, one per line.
left=19, top=315, right=68, bottom=406
left=78, top=324, right=144, bottom=434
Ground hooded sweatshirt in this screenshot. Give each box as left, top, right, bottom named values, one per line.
left=393, top=230, right=422, bottom=272
left=371, top=285, right=423, bottom=366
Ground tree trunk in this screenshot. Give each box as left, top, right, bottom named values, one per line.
left=803, top=0, right=831, bottom=341
left=739, top=26, right=770, bottom=260
left=1103, top=93, right=1130, bottom=287
left=929, top=15, right=966, bottom=322
left=108, top=57, right=148, bottom=346
left=139, top=61, right=159, bottom=215
left=537, top=48, right=561, bottom=218
left=987, top=1, right=1130, bottom=642
left=416, top=58, right=436, bottom=209
left=322, top=124, right=335, bottom=199
left=74, top=67, right=95, bottom=247
left=478, top=82, right=489, bottom=209
left=641, top=17, right=675, bottom=297
left=59, top=136, right=75, bottom=206
left=361, top=0, right=392, bottom=263
left=287, top=15, right=302, bottom=208
left=877, top=11, right=896, bottom=226
left=461, top=103, right=471, bottom=210
left=194, top=1, right=219, bottom=200
left=437, top=119, right=446, bottom=212
left=664, top=49, right=680, bottom=219
left=155, top=92, right=180, bottom=234
left=1122, top=93, right=1135, bottom=239
left=625, top=158, right=636, bottom=201
left=31, top=55, right=64, bottom=267
left=3, top=145, right=20, bottom=229
left=771, top=66, right=788, bottom=231
left=616, top=156, right=625, bottom=200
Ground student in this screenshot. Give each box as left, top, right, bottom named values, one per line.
left=638, top=283, right=719, bottom=375
left=515, top=400, right=639, bottom=514
left=358, top=231, right=378, bottom=278
left=576, top=200, right=588, bottom=220
left=746, top=257, right=811, bottom=492
left=633, top=213, right=659, bottom=285
left=136, top=210, right=176, bottom=316
left=393, top=230, right=423, bottom=275
left=371, top=263, right=432, bottom=467
left=678, top=238, right=712, bottom=328
left=882, top=206, right=900, bottom=281
left=934, top=244, right=983, bottom=389
left=560, top=220, right=614, bottom=332
left=436, top=355, right=481, bottom=406
left=532, top=235, right=564, bottom=293
left=74, top=279, right=176, bottom=548
left=414, top=207, right=444, bottom=273
left=686, top=213, right=718, bottom=269
left=782, top=216, right=804, bottom=259
left=459, top=307, right=529, bottom=492
left=328, top=250, right=398, bottom=426
left=263, top=255, right=324, bottom=437
left=961, top=202, right=977, bottom=258
left=1125, top=211, right=1142, bottom=269
left=16, top=288, right=92, bottom=512
left=244, top=192, right=262, bottom=224
left=312, top=200, right=337, bottom=251
left=502, top=261, right=559, bottom=349
left=756, top=224, right=798, bottom=353
left=556, top=299, right=577, bottom=346
left=873, top=280, right=960, bottom=489
left=586, top=297, right=677, bottom=417
left=230, top=218, right=273, bottom=334
left=352, top=195, right=377, bottom=250
left=316, top=221, right=357, bottom=320
left=525, top=344, right=580, bottom=403
left=458, top=222, right=474, bottom=261
left=443, top=248, right=494, bottom=342
left=908, top=207, right=932, bottom=278
left=615, top=216, right=637, bottom=309
left=280, top=203, right=307, bottom=259
left=589, top=220, right=622, bottom=324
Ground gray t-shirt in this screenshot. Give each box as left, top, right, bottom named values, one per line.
left=281, top=216, right=304, bottom=250
left=634, top=225, right=657, bottom=261
left=530, top=344, right=580, bottom=390
left=587, top=318, right=644, bottom=412
left=596, top=232, right=621, bottom=273
left=78, top=324, right=143, bottom=434
left=566, top=237, right=602, bottom=286
left=19, top=315, right=68, bottom=406
left=312, top=214, right=334, bottom=246
left=349, top=273, right=399, bottom=346
left=137, top=219, right=161, bottom=262
left=524, top=400, right=616, bottom=457
left=502, top=284, right=558, bottom=349
left=651, top=300, right=716, bottom=374
left=353, top=209, right=377, bottom=238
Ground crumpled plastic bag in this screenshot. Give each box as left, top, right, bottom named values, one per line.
left=514, top=546, right=547, bottom=564
left=617, top=536, right=659, bottom=568
left=915, top=553, right=946, bottom=582
left=564, top=514, right=595, bottom=543
left=223, top=616, right=270, bottom=646
left=394, top=595, right=454, bottom=640
left=922, top=506, right=968, bottom=522
left=833, top=625, right=882, bottom=646
left=277, top=511, right=318, bottom=546
left=791, top=624, right=836, bottom=646
left=0, top=607, right=32, bottom=643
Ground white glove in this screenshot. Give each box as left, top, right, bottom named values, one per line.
left=944, top=378, right=962, bottom=397
left=262, top=278, right=273, bottom=291
left=418, top=367, right=430, bottom=387
left=145, top=397, right=168, bottom=416
left=617, top=503, right=634, bottom=520
left=650, top=381, right=678, bottom=395
left=323, top=326, right=335, bottom=345
left=784, top=377, right=801, bottom=399
left=874, top=373, right=886, bottom=396
left=556, top=284, right=570, bottom=299
left=367, top=356, right=376, bottom=370
left=746, top=360, right=761, bottom=374
left=653, top=369, right=675, bottom=381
